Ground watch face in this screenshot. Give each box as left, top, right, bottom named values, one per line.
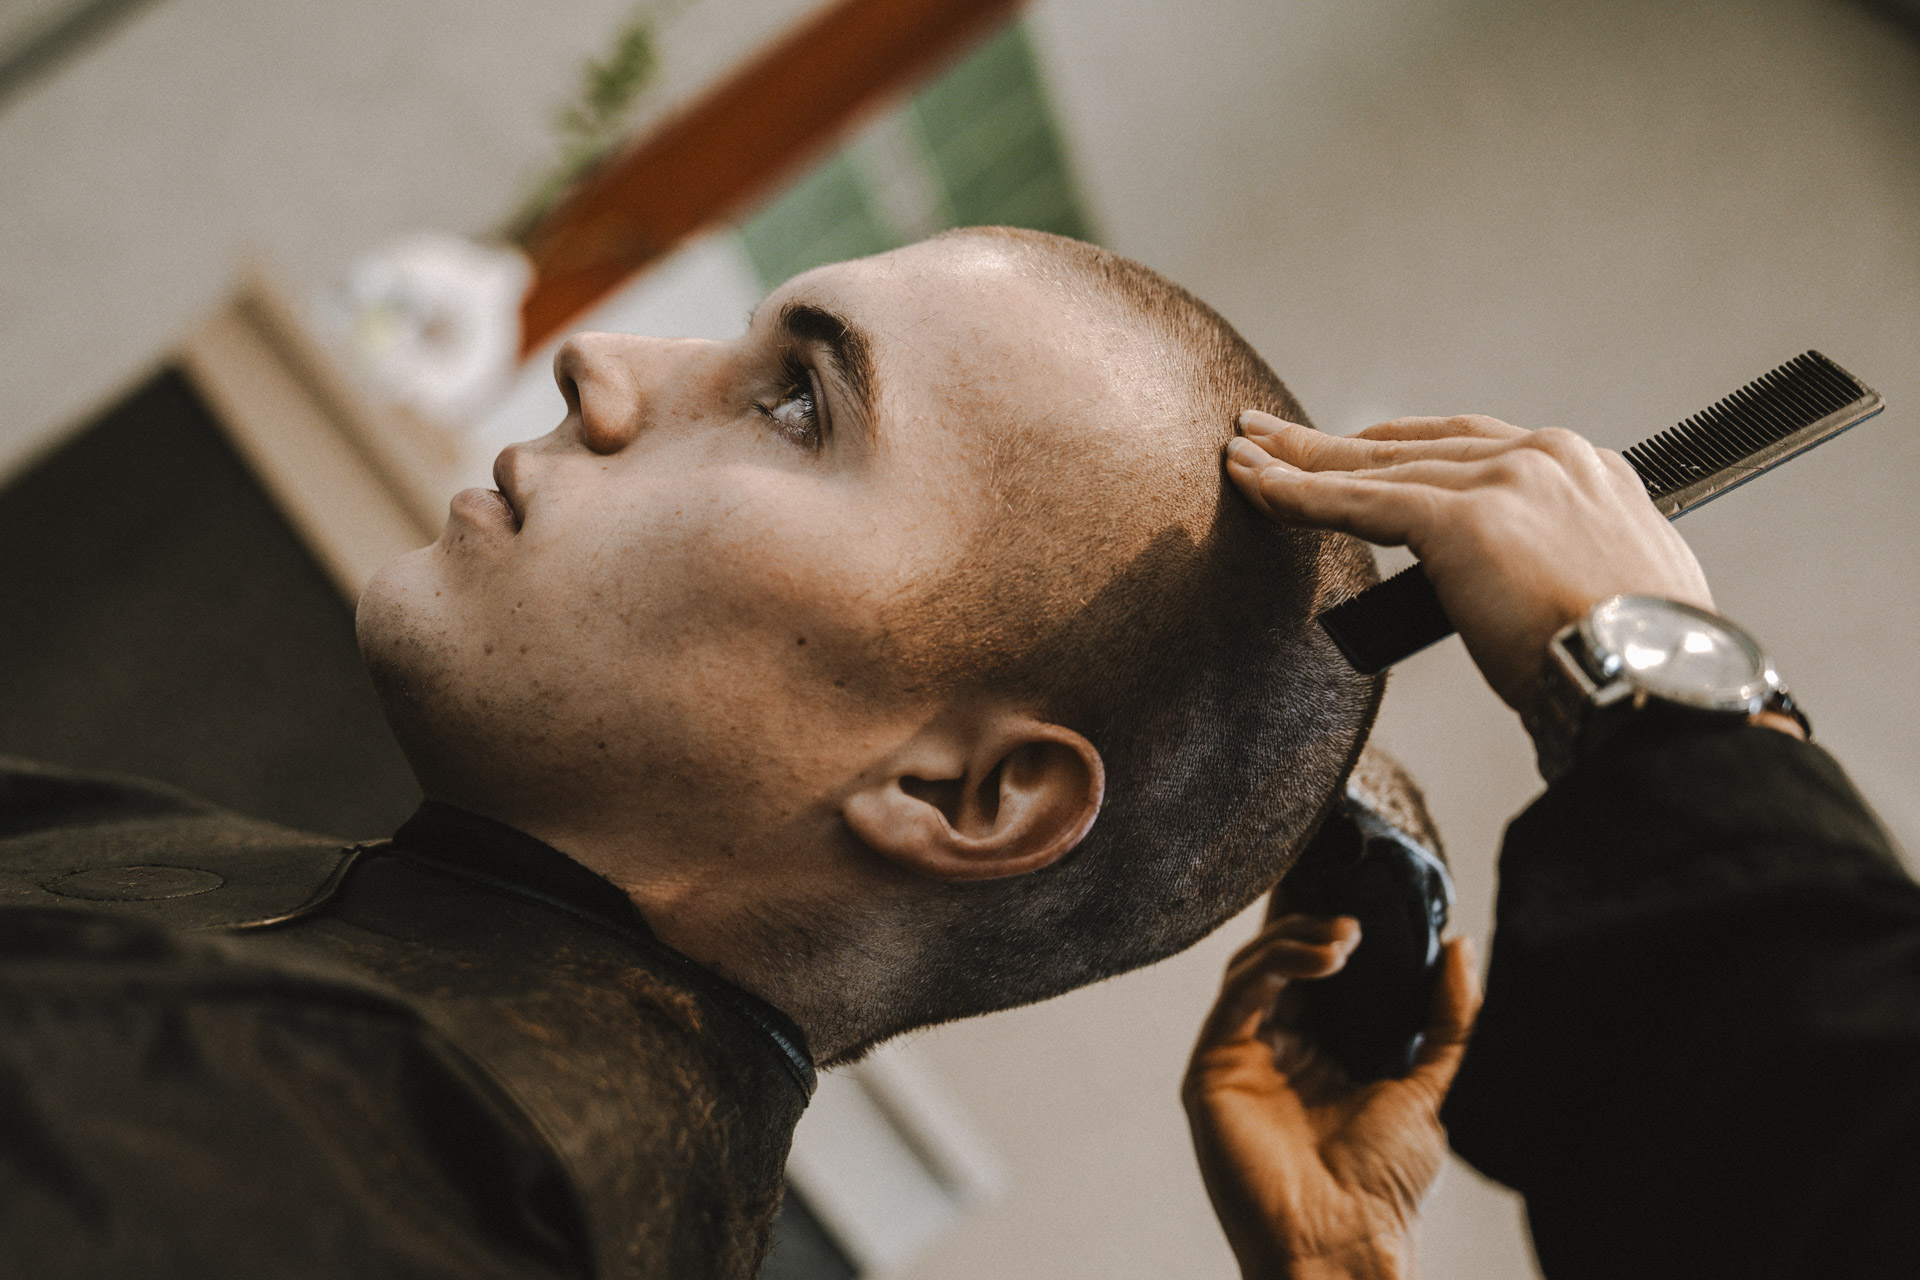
left=1584, top=596, right=1773, bottom=710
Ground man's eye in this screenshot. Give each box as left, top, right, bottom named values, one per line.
left=763, top=387, right=818, bottom=445
left=754, top=358, right=824, bottom=449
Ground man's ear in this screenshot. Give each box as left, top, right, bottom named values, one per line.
left=842, top=710, right=1105, bottom=882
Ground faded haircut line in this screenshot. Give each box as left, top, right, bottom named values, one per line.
left=851, top=227, right=1382, bottom=1050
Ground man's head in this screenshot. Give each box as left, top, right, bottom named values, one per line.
left=357, top=228, right=1379, bottom=1060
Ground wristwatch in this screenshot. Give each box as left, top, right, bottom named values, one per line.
left=1527, top=594, right=1810, bottom=782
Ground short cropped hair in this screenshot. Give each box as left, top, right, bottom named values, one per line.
left=882, top=228, right=1382, bottom=1035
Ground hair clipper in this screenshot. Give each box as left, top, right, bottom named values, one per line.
left=1279, top=782, right=1455, bottom=1083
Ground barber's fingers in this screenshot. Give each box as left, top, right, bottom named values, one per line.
left=1350, top=414, right=1530, bottom=443
left=1240, top=412, right=1522, bottom=471
left=1226, top=911, right=1358, bottom=973
left=1229, top=432, right=1640, bottom=540
left=1196, top=915, right=1362, bottom=1051
left=1239, top=414, right=1617, bottom=484
left=1226, top=457, right=1446, bottom=547
left=1401, top=938, right=1482, bottom=1107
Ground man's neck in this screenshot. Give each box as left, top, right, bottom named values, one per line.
left=431, top=794, right=906, bottom=1065
left=391, top=800, right=820, bottom=1087
left=617, top=865, right=919, bottom=1067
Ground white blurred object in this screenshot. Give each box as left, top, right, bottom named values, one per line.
left=319, top=233, right=530, bottom=430
left=786, top=1047, right=1005, bottom=1277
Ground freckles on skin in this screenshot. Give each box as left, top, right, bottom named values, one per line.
left=375, top=238, right=1163, bottom=856
left=475, top=462, right=893, bottom=806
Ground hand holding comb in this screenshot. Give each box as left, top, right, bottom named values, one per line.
left=1317, top=351, right=1885, bottom=674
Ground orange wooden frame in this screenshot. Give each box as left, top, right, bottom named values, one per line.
left=518, top=0, right=1025, bottom=353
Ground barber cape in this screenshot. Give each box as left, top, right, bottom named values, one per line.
left=0, top=759, right=814, bottom=1280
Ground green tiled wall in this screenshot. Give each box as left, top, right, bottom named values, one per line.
left=910, top=23, right=1090, bottom=241
left=739, top=151, right=896, bottom=287
left=739, top=22, right=1094, bottom=288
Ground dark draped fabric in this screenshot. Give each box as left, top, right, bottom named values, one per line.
left=1445, top=724, right=1920, bottom=1279
left=0, top=764, right=812, bottom=1279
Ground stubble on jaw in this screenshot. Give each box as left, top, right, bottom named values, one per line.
left=352, top=542, right=569, bottom=811
left=357, top=563, right=468, bottom=794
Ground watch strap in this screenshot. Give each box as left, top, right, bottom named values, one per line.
left=1528, top=623, right=1609, bottom=783
left=1759, top=686, right=1813, bottom=740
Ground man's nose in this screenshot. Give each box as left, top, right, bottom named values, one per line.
left=551, top=332, right=705, bottom=455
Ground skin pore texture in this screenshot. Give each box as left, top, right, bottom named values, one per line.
left=357, top=235, right=1217, bottom=1062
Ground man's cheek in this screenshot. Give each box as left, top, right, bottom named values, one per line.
left=634, top=510, right=837, bottom=616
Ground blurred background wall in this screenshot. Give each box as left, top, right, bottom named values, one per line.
left=2, top=1, right=1916, bottom=1277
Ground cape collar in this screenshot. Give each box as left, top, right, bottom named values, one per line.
left=390, top=800, right=816, bottom=1096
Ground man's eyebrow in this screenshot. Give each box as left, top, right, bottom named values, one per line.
left=776, top=301, right=875, bottom=431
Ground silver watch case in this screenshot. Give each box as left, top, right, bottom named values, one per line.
left=1531, top=595, right=1790, bottom=782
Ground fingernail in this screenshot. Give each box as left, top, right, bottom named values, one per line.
left=1238, top=410, right=1298, bottom=435
left=1225, top=437, right=1265, bottom=467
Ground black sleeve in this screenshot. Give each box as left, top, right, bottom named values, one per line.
left=0, top=909, right=593, bottom=1280
left=1440, top=723, right=1920, bottom=1280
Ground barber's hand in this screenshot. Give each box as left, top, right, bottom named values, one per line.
left=1225, top=413, right=1713, bottom=712
left=1184, top=910, right=1480, bottom=1280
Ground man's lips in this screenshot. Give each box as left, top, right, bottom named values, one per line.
left=449, top=487, right=516, bottom=530
left=491, top=446, right=525, bottom=531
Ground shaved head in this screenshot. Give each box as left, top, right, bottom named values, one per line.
left=875, top=228, right=1381, bottom=1034
left=365, top=221, right=1378, bottom=1060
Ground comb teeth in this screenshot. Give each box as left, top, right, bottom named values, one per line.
left=1624, top=351, right=1867, bottom=502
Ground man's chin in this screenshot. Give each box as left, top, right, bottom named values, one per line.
left=355, top=549, right=462, bottom=768
left=356, top=550, right=425, bottom=660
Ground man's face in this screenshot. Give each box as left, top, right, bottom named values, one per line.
left=357, top=237, right=1118, bottom=863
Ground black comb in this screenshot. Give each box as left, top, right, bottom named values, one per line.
left=1317, top=351, right=1885, bottom=674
